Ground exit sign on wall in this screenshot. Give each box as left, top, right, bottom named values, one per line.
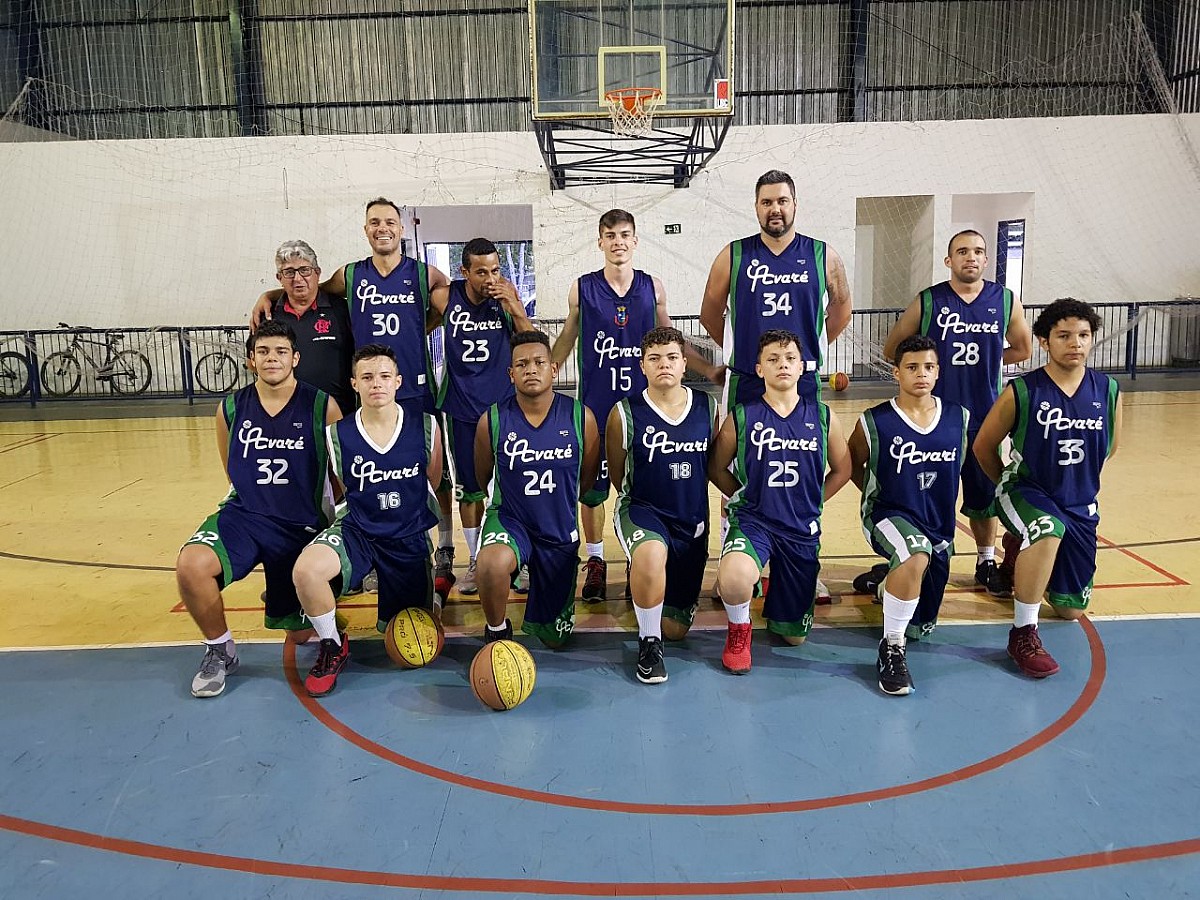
left=664, top=224, right=681, bottom=234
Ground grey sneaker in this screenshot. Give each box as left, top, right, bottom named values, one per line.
left=458, top=557, right=479, bottom=595
left=513, top=564, right=530, bottom=594
left=434, top=547, right=455, bottom=581
left=191, top=640, right=239, bottom=698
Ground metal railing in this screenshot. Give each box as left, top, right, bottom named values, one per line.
left=2, top=300, right=1197, bottom=406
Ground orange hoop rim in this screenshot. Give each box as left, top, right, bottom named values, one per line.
left=604, top=87, right=663, bottom=113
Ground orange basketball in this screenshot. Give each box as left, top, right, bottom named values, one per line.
left=469, top=640, right=537, bottom=711
left=829, top=371, right=850, bottom=391
left=384, top=607, right=444, bottom=668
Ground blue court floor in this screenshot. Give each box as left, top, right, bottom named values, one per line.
left=2, top=618, right=1198, bottom=899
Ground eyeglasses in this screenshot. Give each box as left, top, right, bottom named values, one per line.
left=277, top=266, right=316, bottom=279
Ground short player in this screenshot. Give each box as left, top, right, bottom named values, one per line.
left=974, top=298, right=1122, bottom=678
left=607, top=327, right=717, bottom=684
left=474, top=331, right=600, bottom=648
left=552, top=209, right=718, bottom=603
left=292, top=344, right=444, bottom=697
left=707, top=330, right=851, bottom=674
left=430, top=238, right=533, bottom=594
left=848, top=335, right=968, bottom=696
left=176, top=321, right=341, bottom=698
left=879, top=230, right=1032, bottom=597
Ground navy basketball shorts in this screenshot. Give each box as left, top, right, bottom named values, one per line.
left=480, top=508, right=578, bottom=644
left=580, top=395, right=614, bottom=507
left=183, top=505, right=317, bottom=630
left=310, top=520, right=433, bottom=628
left=996, top=482, right=1099, bottom=609
left=722, top=515, right=820, bottom=638
left=442, top=413, right=486, bottom=503
left=960, top=428, right=998, bottom=519
left=866, top=512, right=952, bottom=626
left=614, top=503, right=708, bottom=627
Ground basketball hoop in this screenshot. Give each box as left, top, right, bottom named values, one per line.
left=604, top=87, right=663, bottom=137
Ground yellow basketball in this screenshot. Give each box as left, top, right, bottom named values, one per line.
left=469, top=640, right=537, bottom=711
left=384, top=607, right=444, bottom=669
left=829, top=371, right=850, bottom=391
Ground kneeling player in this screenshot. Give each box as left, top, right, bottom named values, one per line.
left=292, top=344, right=444, bottom=697
left=708, top=330, right=851, bottom=674
left=849, top=335, right=968, bottom=695
left=176, top=321, right=341, bottom=698
left=608, top=327, right=717, bottom=683
left=974, top=298, right=1122, bottom=678
left=473, top=331, right=600, bottom=648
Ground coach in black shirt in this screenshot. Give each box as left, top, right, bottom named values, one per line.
left=269, top=240, right=354, bottom=414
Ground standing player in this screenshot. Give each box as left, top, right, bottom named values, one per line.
left=708, top=330, right=851, bottom=674
left=291, top=344, right=443, bottom=697
left=848, top=335, right=968, bottom=695
left=473, top=331, right=600, bottom=648
left=176, top=321, right=341, bottom=698
left=430, top=238, right=533, bottom=594
left=552, top=209, right=718, bottom=603
left=879, top=230, right=1032, bottom=597
left=699, top=169, right=852, bottom=604
left=974, top=299, right=1121, bottom=678
left=607, top=326, right=718, bottom=684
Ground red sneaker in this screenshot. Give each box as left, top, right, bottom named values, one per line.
left=722, top=622, right=753, bottom=674
left=1007, top=624, right=1059, bottom=678
left=305, top=633, right=350, bottom=697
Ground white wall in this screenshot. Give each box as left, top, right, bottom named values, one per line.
left=0, top=114, right=1197, bottom=327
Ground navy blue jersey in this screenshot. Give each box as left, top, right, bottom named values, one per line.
left=1002, top=368, right=1119, bottom=510
left=437, top=280, right=515, bottom=421
left=344, top=256, right=432, bottom=406
left=918, top=280, right=1011, bottom=423
left=221, top=381, right=330, bottom=528
left=728, top=397, right=828, bottom=539
left=575, top=269, right=655, bottom=422
left=614, top=387, right=715, bottom=533
left=486, top=393, right=584, bottom=545
left=327, top=405, right=439, bottom=541
left=726, top=233, right=827, bottom=378
left=859, top=398, right=969, bottom=548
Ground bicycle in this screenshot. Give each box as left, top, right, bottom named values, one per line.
left=40, top=323, right=153, bottom=397
left=0, top=335, right=34, bottom=399
left=191, top=328, right=246, bottom=394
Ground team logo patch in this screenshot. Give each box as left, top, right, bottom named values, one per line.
left=613, top=305, right=628, bottom=327
left=314, top=318, right=331, bottom=334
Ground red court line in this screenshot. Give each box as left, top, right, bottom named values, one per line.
left=1097, top=534, right=1188, bottom=586
left=284, top=617, right=1108, bottom=816
left=0, top=811, right=1195, bottom=894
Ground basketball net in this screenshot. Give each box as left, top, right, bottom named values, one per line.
left=604, top=88, right=663, bottom=138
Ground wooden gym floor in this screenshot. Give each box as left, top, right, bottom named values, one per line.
left=1, top=382, right=1198, bottom=898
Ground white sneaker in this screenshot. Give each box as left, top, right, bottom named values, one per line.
left=815, top=577, right=832, bottom=605
left=191, top=640, right=239, bottom=698
left=458, top=558, right=479, bottom=595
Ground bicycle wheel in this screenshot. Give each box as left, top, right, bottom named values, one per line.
left=0, top=351, right=32, bottom=399
left=40, top=351, right=82, bottom=397
left=195, top=351, right=240, bottom=394
left=109, top=350, right=152, bottom=395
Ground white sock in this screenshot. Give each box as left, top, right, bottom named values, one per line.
left=977, top=546, right=996, bottom=563
left=204, top=630, right=232, bottom=647
left=634, top=602, right=664, bottom=639
left=1014, top=600, right=1040, bottom=628
left=586, top=541, right=604, bottom=559
left=463, top=527, right=480, bottom=558
left=486, top=620, right=510, bottom=633
left=438, top=515, right=454, bottom=549
left=882, top=592, right=919, bottom=643
left=723, top=600, right=751, bottom=625
left=309, top=611, right=340, bottom=643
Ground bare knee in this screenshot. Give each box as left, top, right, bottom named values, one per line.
left=662, top=618, right=690, bottom=642
left=1052, top=604, right=1085, bottom=621
left=176, top=545, right=219, bottom=589
left=779, top=634, right=807, bottom=647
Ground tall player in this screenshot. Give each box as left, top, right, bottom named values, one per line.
left=552, top=209, right=718, bottom=603
left=880, top=230, right=1032, bottom=598
left=849, top=335, right=968, bottom=695
left=974, top=298, right=1121, bottom=678
left=699, top=169, right=852, bottom=604
left=607, top=327, right=718, bottom=684
left=708, top=330, right=852, bottom=674
left=292, top=344, right=443, bottom=698
left=429, top=238, right=533, bottom=594
left=474, top=331, right=600, bottom=648
left=176, top=321, right=341, bottom=698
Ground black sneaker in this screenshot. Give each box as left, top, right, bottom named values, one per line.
left=483, top=619, right=513, bottom=644
left=985, top=564, right=1014, bottom=599
left=876, top=637, right=914, bottom=696
left=636, top=636, right=668, bottom=684
left=974, top=559, right=1000, bottom=590
left=853, top=562, right=890, bottom=596
left=581, top=556, right=607, bottom=602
